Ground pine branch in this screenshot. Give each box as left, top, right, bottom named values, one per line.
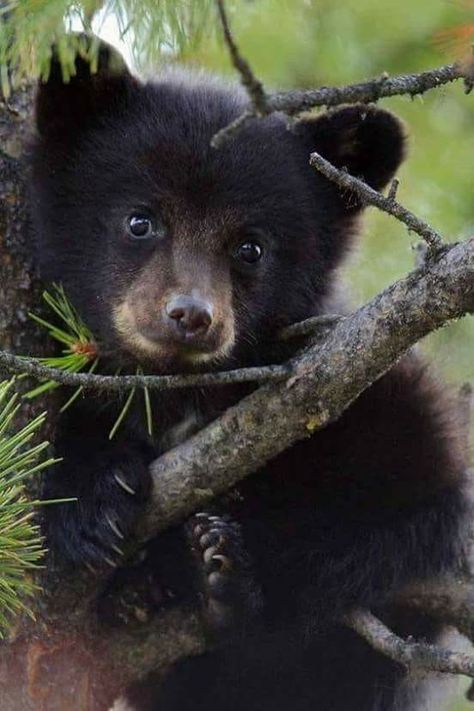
left=0, top=379, right=55, bottom=636
left=0, top=0, right=216, bottom=92
left=0, top=350, right=293, bottom=391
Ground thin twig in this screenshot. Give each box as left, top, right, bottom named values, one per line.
left=215, top=0, right=268, bottom=115
left=211, top=109, right=255, bottom=148
left=309, top=151, right=443, bottom=250
left=279, top=314, right=343, bottom=340
left=388, top=178, right=399, bottom=202
left=0, top=315, right=344, bottom=392
left=0, top=351, right=294, bottom=392
left=270, top=63, right=465, bottom=114
left=345, top=608, right=474, bottom=677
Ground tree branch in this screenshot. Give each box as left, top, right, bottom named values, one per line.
left=278, top=314, right=343, bottom=340
left=0, top=317, right=343, bottom=392
left=0, top=352, right=293, bottom=391
left=271, top=63, right=468, bottom=113
left=345, top=607, right=474, bottom=677
left=212, top=62, right=467, bottom=147
left=309, top=152, right=443, bottom=249
left=215, top=0, right=268, bottom=116
left=142, top=237, right=474, bottom=539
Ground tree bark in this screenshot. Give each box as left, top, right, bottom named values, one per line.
left=0, top=87, right=203, bottom=711
left=0, top=85, right=47, bottom=422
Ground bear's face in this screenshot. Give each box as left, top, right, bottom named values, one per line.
left=31, top=39, right=405, bottom=372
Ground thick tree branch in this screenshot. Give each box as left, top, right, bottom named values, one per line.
left=142, top=237, right=474, bottom=538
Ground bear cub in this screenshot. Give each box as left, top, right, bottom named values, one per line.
left=30, top=38, right=469, bottom=711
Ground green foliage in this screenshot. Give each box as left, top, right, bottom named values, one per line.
left=0, top=379, right=56, bottom=637
left=25, top=284, right=99, bottom=403
left=0, top=0, right=215, bottom=93
left=27, top=285, right=154, bottom=439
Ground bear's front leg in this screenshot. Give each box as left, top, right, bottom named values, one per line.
left=43, top=436, right=151, bottom=568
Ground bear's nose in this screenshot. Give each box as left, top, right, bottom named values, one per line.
left=165, top=295, right=213, bottom=338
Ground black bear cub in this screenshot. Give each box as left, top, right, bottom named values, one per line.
left=30, top=38, right=469, bottom=711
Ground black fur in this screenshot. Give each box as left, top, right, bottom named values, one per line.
left=30, top=40, right=469, bottom=711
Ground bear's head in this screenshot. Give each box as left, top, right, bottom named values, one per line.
left=30, top=37, right=405, bottom=372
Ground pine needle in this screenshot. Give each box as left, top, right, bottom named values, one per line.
left=24, top=284, right=98, bottom=401
left=108, top=385, right=136, bottom=440
left=27, top=284, right=155, bottom=440
left=143, top=382, right=153, bottom=438
left=0, top=379, right=54, bottom=637
left=136, top=365, right=154, bottom=438
left=0, top=0, right=216, bottom=94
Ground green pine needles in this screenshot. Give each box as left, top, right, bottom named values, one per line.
left=27, top=284, right=154, bottom=439
left=0, top=379, right=57, bottom=637
left=0, top=0, right=216, bottom=95
left=25, top=283, right=99, bottom=406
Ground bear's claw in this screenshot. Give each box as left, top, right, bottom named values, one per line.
left=186, top=512, right=262, bottom=633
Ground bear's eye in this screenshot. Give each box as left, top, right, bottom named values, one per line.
left=236, top=241, right=263, bottom=264
left=127, top=214, right=157, bottom=240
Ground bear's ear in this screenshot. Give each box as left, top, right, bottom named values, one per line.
left=35, top=34, right=136, bottom=139
left=298, top=105, right=406, bottom=197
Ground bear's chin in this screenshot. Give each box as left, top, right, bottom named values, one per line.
left=117, top=337, right=236, bottom=374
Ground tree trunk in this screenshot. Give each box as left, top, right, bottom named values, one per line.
left=0, top=86, right=206, bottom=711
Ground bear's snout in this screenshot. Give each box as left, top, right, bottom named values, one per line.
left=113, top=281, right=235, bottom=366
left=165, top=294, right=214, bottom=341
